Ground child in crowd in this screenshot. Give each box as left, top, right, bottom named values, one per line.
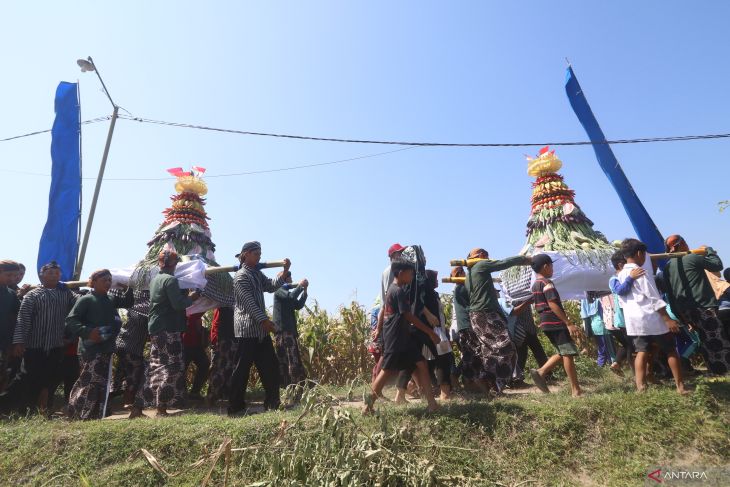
left=365, top=260, right=440, bottom=413
left=616, top=239, right=688, bottom=394
left=422, top=270, right=453, bottom=401
left=580, top=296, right=617, bottom=370
left=529, top=254, right=582, bottom=397
left=607, top=251, right=641, bottom=373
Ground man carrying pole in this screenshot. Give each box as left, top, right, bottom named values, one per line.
left=228, top=242, right=291, bottom=416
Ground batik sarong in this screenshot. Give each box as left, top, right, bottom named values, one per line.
left=67, top=353, right=112, bottom=420
left=274, top=331, right=306, bottom=387
left=682, top=308, right=730, bottom=375
left=206, top=337, right=239, bottom=402
left=136, top=331, right=186, bottom=408
left=467, top=310, right=517, bottom=391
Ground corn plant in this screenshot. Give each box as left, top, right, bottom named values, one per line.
left=296, top=301, right=372, bottom=385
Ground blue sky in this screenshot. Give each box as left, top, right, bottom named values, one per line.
left=1, top=1, right=728, bottom=311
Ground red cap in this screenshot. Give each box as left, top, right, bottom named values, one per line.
left=388, top=243, right=406, bottom=257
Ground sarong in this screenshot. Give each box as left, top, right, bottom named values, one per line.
left=457, top=328, right=480, bottom=381
left=274, top=331, right=307, bottom=387
left=67, top=352, right=112, bottom=420
left=682, top=308, right=730, bottom=375
left=468, top=310, right=517, bottom=391
left=137, top=331, right=186, bottom=408
left=206, top=337, right=239, bottom=402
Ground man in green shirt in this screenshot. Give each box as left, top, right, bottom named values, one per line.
left=131, top=251, right=199, bottom=418
left=273, top=276, right=309, bottom=392
left=663, top=235, right=730, bottom=375
left=65, top=269, right=133, bottom=419
left=464, top=248, right=532, bottom=393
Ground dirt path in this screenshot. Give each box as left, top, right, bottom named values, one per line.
left=103, top=382, right=563, bottom=420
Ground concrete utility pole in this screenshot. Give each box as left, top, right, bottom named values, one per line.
left=73, top=56, right=119, bottom=280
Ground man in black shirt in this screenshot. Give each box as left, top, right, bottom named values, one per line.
left=364, top=260, right=440, bottom=414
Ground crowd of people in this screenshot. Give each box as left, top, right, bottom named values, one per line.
left=1, top=233, right=729, bottom=420
left=0, top=241, right=310, bottom=419
left=364, top=235, right=730, bottom=412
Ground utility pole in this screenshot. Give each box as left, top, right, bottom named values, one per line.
left=73, top=56, right=119, bottom=280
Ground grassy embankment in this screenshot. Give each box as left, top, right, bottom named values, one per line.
left=1, top=367, right=729, bottom=486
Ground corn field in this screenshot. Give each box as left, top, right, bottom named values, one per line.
left=296, top=301, right=372, bottom=385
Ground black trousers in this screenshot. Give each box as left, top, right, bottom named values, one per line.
left=516, top=332, right=549, bottom=376
left=609, top=328, right=634, bottom=367
left=0, top=347, right=64, bottom=414
left=184, top=346, right=210, bottom=395
left=228, top=336, right=280, bottom=411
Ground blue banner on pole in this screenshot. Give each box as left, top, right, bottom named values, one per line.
left=565, top=66, right=665, bottom=254
left=38, top=82, right=81, bottom=280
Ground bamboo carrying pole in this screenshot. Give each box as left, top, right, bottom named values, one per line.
left=450, top=249, right=707, bottom=268
left=60, top=261, right=289, bottom=289
left=649, top=249, right=707, bottom=260
left=441, top=277, right=501, bottom=284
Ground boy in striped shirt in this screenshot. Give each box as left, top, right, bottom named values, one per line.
left=529, top=254, right=582, bottom=397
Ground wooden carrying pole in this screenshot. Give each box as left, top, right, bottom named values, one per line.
left=649, top=249, right=706, bottom=260
left=61, top=260, right=288, bottom=289
left=450, top=249, right=707, bottom=268
left=442, top=277, right=501, bottom=284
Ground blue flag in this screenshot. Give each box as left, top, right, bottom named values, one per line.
left=565, top=66, right=665, bottom=253
left=38, top=82, right=81, bottom=280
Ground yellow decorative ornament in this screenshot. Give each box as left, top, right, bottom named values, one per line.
left=167, top=166, right=208, bottom=195
left=527, top=146, right=562, bottom=177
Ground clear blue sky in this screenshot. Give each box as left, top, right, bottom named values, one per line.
left=1, top=1, right=728, bottom=311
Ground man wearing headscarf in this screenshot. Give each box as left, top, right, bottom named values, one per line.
left=228, top=241, right=290, bottom=415
left=662, top=235, right=730, bottom=374
left=7, top=261, right=77, bottom=414
left=465, top=248, right=532, bottom=394
left=130, top=251, right=199, bottom=418
left=65, top=269, right=132, bottom=419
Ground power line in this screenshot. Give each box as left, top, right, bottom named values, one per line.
left=0, top=146, right=418, bottom=180
left=117, top=114, right=730, bottom=147
left=3, top=112, right=730, bottom=148
left=0, top=116, right=111, bottom=143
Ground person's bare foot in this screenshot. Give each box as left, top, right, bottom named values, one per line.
left=439, top=393, right=451, bottom=401
left=156, top=407, right=169, bottom=417
left=426, top=402, right=440, bottom=413
left=362, top=393, right=376, bottom=415
left=572, top=388, right=583, bottom=397
left=636, top=386, right=647, bottom=394
left=677, top=387, right=691, bottom=395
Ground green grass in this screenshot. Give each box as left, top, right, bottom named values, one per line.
left=1, top=372, right=729, bottom=486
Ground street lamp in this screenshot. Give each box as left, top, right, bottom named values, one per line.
left=73, top=56, right=119, bottom=280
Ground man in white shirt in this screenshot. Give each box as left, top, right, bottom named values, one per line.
left=616, top=239, right=688, bottom=394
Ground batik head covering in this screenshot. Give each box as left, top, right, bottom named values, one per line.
left=235, top=241, right=261, bottom=258
left=88, top=269, right=112, bottom=287
left=450, top=266, right=465, bottom=278
left=158, top=250, right=180, bottom=268
left=0, top=260, right=19, bottom=272
left=468, top=248, right=488, bottom=259
left=664, top=234, right=686, bottom=253
left=39, top=261, right=61, bottom=275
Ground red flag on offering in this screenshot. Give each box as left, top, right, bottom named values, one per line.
left=192, top=166, right=206, bottom=174
left=167, top=167, right=184, bottom=177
